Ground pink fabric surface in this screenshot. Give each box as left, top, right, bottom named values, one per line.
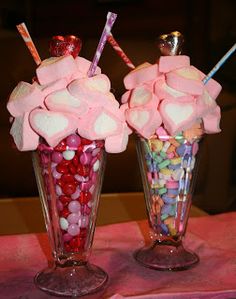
left=1, top=212, right=236, bottom=299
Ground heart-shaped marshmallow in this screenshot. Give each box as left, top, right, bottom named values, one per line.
left=7, top=81, right=44, bottom=117
left=77, top=107, right=123, bottom=140
left=125, top=108, right=162, bottom=138
left=158, top=55, right=190, bottom=73
left=202, top=105, right=221, bottom=133
left=129, top=85, right=154, bottom=108
left=75, top=56, right=101, bottom=75
left=30, top=109, right=78, bottom=147
left=196, top=90, right=217, bottom=118
left=45, top=88, right=89, bottom=117
left=105, top=125, right=129, bottom=153
left=166, top=66, right=204, bottom=95
left=124, top=62, right=159, bottom=90
left=154, top=76, right=194, bottom=102
left=160, top=99, right=197, bottom=135
left=10, top=112, right=39, bottom=151
left=35, top=78, right=68, bottom=98
left=36, top=55, right=77, bottom=85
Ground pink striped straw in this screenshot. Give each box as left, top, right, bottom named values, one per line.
left=87, top=12, right=117, bottom=77
left=16, top=22, right=41, bottom=65
left=107, top=34, right=135, bottom=69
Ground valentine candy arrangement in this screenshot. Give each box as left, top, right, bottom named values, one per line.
left=115, top=31, right=236, bottom=270
left=7, top=13, right=129, bottom=297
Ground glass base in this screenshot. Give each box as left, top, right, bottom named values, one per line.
left=34, top=262, right=108, bottom=297
left=134, top=241, right=199, bottom=271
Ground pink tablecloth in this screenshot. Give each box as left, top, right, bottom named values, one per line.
left=1, top=212, right=236, bottom=299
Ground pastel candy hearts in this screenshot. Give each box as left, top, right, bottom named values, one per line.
left=158, top=55, right=190, bottom=73
left=36, top=55, right=77, bottom=85
left=126, top=108, right=162, bottom=138
left=166, top=66, right=204, bottom=95
left=10, top=112, right=39, bottom=151
left=160, top=99, right=197, bottom=135
left=45, top=88, right=88, bottom=116
left=7, top=81, right=44, bottom=117
left=77, top=107, right=123, bottom=140
left=202, top=105, right=221, bottom=133
left=30, top=109, right=78, bottom=147
left=105, top=125, right=129, bottom=153
left=124, top=63, right=159, bottom=90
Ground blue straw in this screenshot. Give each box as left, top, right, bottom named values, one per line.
left=203, top=43, right=236, bottom=84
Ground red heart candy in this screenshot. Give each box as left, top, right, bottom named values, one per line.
left=49, top=35, right=82, bottom=58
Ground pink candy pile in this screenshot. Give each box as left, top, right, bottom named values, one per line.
left=121, top=55, right=222, bottom=137
left=7, top=54, right=129, bottom=153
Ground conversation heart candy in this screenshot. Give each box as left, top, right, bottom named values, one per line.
left=7, top=81, right=44, bottom=117
left=160, top=99, right=197, bottom=135
left=30, top=109, right=78, bottom=147
left=10, top=112, right=39, bottom=151
left=45, top=88, right=89, bottom=116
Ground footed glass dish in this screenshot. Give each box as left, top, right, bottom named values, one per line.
left=134, top=129, right=202, bottom=271
left=32, top=134, right=108, bottom=297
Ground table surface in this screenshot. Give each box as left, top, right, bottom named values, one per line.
left=1, top=212, right=236, bottom=299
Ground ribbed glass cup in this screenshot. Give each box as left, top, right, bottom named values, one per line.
left=134, top=130, right=202, bottom=271
left=32, top=135, right=107, bottom=297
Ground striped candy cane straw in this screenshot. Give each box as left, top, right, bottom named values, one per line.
left=203, top=43, right=236, bottom=84
left=87, top=12, right=117, bottom=77
left=107, top=34, right=135, bottom=70
left=16, top=22, right=41, bottom=65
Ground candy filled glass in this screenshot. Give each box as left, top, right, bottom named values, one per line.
left=134, top=129, right=202, bottom=271
left=32, top=134, right=107, bottom=297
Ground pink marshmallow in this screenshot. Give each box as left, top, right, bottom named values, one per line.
left=77, top=107, right=123, bottom=140
left=10, top=112, right=39, bottom=151
left=105, top=125, right=129, bottom=153
left=30, top=109, right=78, bottom=147
left=202, top=105, right=221, bottom=133
left=121, top=90, right=131, bottom=104
left=124, top=63, right=159, bottom=90
left=36, top=55, right=77, bottom=85
left=154, top=76, right=194, bottom=102
left=36, top=78, right=68, bottom=98
left=191, top=66, right=222, bottom=99
left=45, top=88, right=89, bottom=117
left=129, top=85, right=160, bottom=108
left=196, top=90, right=217, bottom=118
left=158, top=55, right=190, bottom=73
left=166, top=66, right=204, bottom=95
left=125, top=107, right=162, bottom=138
left=7, top=81, right=44, bottom=117
left=75, top=56, right=101, bottom=75
left=159, top=98, right=197, bottom=135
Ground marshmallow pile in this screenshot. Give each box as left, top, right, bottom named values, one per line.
left=121, top=55, right=222, bottom=137
left=8, top=55, right=129, bottom=153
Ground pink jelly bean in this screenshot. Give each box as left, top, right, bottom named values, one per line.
left=68, top=224, right=80, bottom=236
left=68, top=200, right=81, bottom=213
left=52, top=169, right=62, bottom=179
left=57, top=200, right=63, bottom=211
left=63, top=233, right=73, bottom=242
left=71, top=187, right=81, bottom=200
left=51, top=151, right=63, bottom=163
left=56, top=185, right=63, bottom=196
left=80, top=181, right=92, bottom=192
left=66, top=134, right=81, bottom=148
left=92, top=148, right=100, bottom=157
left=78, top=215, right=89, bottom=228
left=67, top=212, right=81, bottom=224
left=80, top=152, right=92, bottom=165
left=74, top=174, right=89, bottom=182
